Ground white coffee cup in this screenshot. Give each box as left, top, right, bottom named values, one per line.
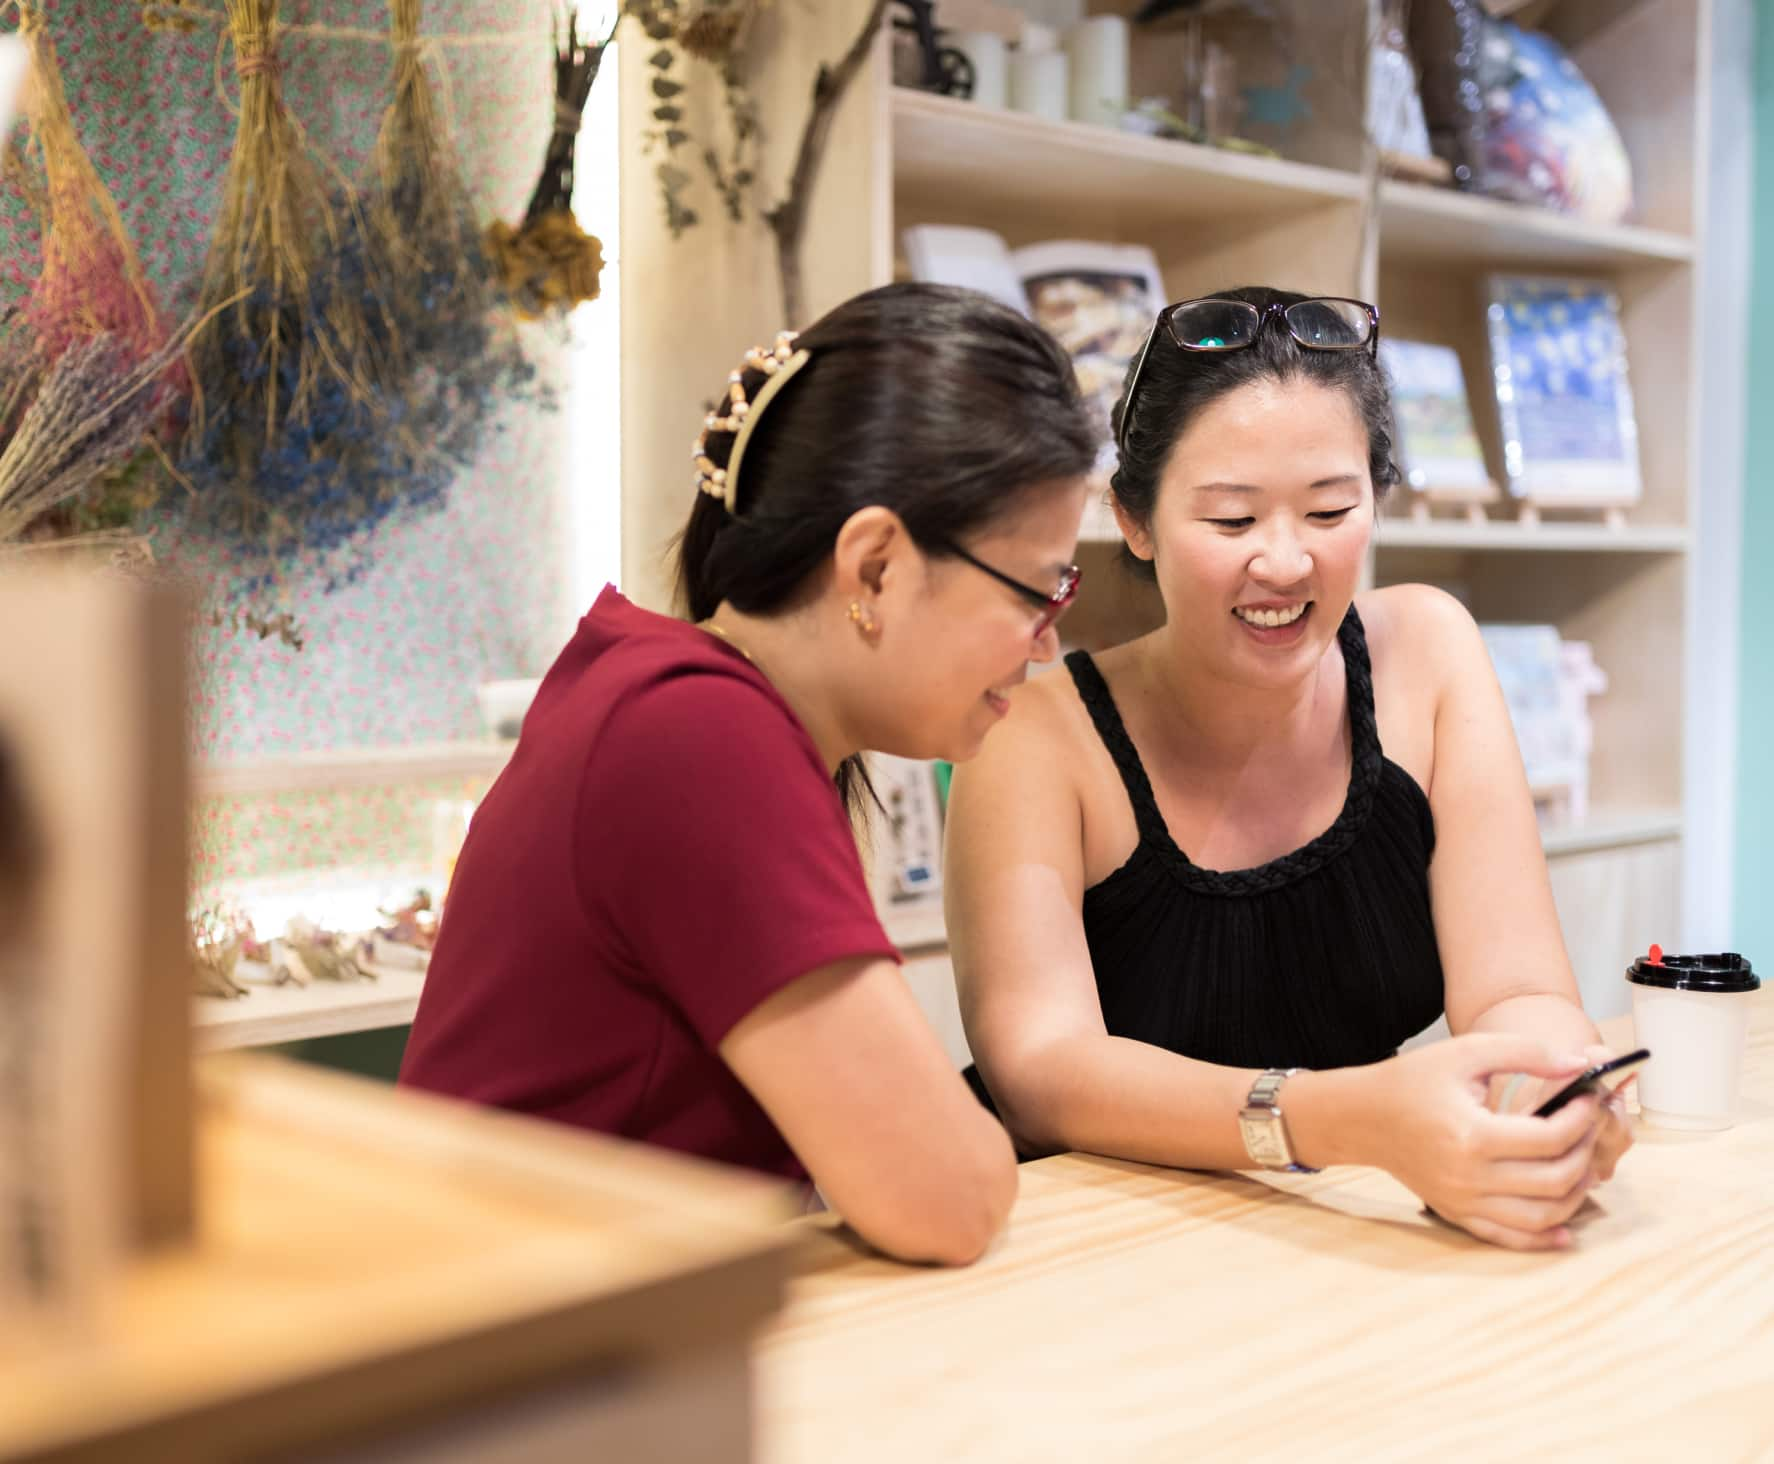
left=1628, top=951, right=1760, bottom=1131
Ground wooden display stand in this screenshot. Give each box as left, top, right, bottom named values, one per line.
left=1406, top=485, right=1500, bottom=528
left=0, top=569, right=800, bottom=1462
left=0, top=571, right=192, bottom=1334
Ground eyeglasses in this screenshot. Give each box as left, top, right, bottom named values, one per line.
left=935, top=540, right=1082, bottom=638
left=1116, top=296, right=1380, bottom=454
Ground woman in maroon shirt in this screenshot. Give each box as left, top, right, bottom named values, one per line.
left=401, top=284, right=1100, bottom=1265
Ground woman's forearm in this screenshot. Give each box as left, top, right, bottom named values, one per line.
left=987, top=1033, right=1384, bottom=1173
left=1463, top=991, right=1602, bottom=1050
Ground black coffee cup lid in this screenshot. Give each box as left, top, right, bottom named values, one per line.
left=1627, top=950, right=1759, bottom=993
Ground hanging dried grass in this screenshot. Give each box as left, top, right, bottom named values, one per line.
left=178, top=0, right=418, bottom=579
left=14, top=3, right=171, bottom=368
left=370, top=0, right=536, bottom=474
left=484, top=7, right=609, bottom=319
left=4, top=3, right=188, bottom=538
left=0, top=323, right=197, bottom=545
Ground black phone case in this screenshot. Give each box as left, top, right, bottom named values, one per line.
left=1533, top=1049, right=1652, bottom=1119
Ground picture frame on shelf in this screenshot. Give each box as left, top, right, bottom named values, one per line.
left=1379, top=338, right=1498, bottom=524
left=1479, top=623, right=1607, bottom=829
left=1483, top=274, right=1642, bottom=521
left=867, top=752, right=946, bottom=908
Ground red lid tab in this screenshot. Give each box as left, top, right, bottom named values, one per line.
left=1647, top=943, right=1665, bottom=966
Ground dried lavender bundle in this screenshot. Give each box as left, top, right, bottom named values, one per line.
left=178, top=0, right=414, bottom=582
left=370, top=0, right=536, bottom=486
left=0, top=330, right=190, bottom=545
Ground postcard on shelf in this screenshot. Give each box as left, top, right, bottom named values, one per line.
left=1479, top=624, right=1606, bottom=825
left=903, top=227, right=1166, bottom=472
left=1483, top=275, right=1642, bottom=508
left=866, top=752, right=946, bottom=907
left=1378, top=339, right=1497, bottom=506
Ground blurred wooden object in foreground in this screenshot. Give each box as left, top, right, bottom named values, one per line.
left=0, top=568, right=799, bottom=1461
left=0, top=569, right=191, bottom=1335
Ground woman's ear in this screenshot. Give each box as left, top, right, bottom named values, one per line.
left=830, top=505, right=906, bottom=601
left=1111, top=493, right=1155, bottom=564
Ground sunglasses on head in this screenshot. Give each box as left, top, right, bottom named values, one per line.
left=1116, top=296, right=1380, bottom=455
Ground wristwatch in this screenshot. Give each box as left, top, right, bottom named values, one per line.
left=1238, top=1068, right=1320, bottom=1174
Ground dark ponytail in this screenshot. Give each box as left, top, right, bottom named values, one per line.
left=674, top=282, right=1100, bottom=817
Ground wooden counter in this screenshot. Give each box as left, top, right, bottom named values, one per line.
left=759, top=995, right=1774, bottom=1462
left=2, top=1057, right=801, bottom=1463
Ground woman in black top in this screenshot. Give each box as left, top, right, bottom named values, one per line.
left=945, top=287, right=1633, bottom=1251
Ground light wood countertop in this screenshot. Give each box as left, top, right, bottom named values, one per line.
left=759, top=995, right=1774, bottom=1462
left=3, top=1057, right=800, bottom=1462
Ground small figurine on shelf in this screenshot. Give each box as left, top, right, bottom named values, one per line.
left=282, top=919, right=375, bottom=984
left=189, top=905, right=251, bottom=1000
left=377, top=889, right=439, bottom=965
left=266, top=942, right=312, bottom=987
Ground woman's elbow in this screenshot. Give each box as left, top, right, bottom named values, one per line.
left=853, top=1119, right=1018, bottom=1267
left=978, top=1063, right=1073, bottom=1161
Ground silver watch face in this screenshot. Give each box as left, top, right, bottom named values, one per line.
left=1239, top=1112, right=1291, bottom=1169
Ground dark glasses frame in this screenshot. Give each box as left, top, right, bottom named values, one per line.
left=1115, top=296, right=1381, bottom=454
left=934, top=540, right=1082, bottom=638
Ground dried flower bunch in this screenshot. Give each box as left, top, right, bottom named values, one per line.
left=176, top=0, right=427, bottom=586
left=485, top=5, right=611, bottom=318
left=0, top=327, right=197, bottom=546
left=0, top=3, right=186, bottom=544
left=371, top=0, right=537, bottom=474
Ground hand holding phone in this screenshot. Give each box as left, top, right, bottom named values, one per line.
left=1532, top=1048, right=1651, bottom=1118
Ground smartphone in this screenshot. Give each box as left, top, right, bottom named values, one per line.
left=1532, top=1048, right=1652, bottom=1119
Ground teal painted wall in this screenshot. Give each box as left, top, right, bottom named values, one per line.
left=1735, top=3, right=1774, bottom=952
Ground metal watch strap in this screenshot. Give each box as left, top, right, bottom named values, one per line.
left=1241, top=1066, right=1320, bottom=1174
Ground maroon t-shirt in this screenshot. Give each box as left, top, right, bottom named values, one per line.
left=400, top=588, right=898, bottom=1180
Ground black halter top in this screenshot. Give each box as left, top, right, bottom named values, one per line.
left=1059, top=606, right=1445, bottom=1070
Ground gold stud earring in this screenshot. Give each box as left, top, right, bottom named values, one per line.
left=848, top=600, right=877, bottom=636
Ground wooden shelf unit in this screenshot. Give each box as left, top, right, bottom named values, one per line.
left=194, top=960, right=430, bottom=1051
left=619, top=0, right=1707, bottom=1010
left=1373, top=518, right=1691, bottom=553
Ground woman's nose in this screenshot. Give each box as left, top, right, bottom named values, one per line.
left=1250, top=526, right=1312, bottom=587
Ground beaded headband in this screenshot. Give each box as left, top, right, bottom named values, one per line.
left=692, top=331, right=813, bottom=515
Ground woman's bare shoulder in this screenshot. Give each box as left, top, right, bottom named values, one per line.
left=1357, top=582, right=1485, bottom=680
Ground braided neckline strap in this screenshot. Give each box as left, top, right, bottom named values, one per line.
left=1065, top=606, right=1384, bottom=898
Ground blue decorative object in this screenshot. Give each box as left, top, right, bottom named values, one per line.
left=1470, top=22, right=1633, bottom=224
left=1411, top=3, right=1633, bottom=223
left=1484, top=275, right=1641, bottom=507
left=1240, top=64, right=1312, bottom=131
